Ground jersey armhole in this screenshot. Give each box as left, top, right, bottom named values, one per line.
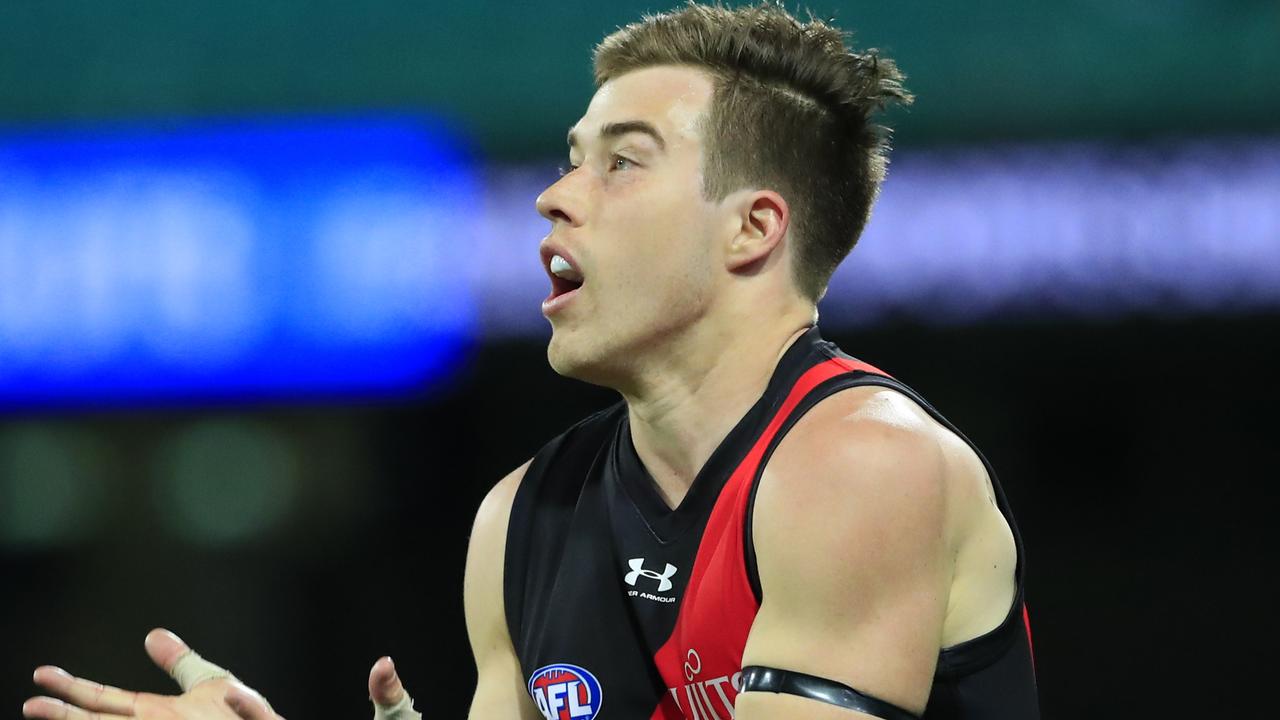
left=742, top=372, right=885, bottom=602
left=742, top=373, right=1030, bottom=677
left=502, top=442, right=554, bottom=656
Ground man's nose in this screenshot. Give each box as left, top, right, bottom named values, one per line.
left=535, top=174, right=583, bottom=226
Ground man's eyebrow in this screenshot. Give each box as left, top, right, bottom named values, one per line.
left=566, top=121, right=667, bottom=152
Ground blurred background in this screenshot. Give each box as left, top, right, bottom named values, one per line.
left=1, top=1, right=1277, bottom=716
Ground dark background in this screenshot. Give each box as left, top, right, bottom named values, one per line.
left=3, top=1, right=1279, bottom=717
left=5, top=317, right=1277, bottom=716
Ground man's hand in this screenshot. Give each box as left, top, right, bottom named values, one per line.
left=23, top=628, right=278, bottom=720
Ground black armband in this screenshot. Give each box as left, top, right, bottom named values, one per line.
left=739, top=666, right=920, bottom=720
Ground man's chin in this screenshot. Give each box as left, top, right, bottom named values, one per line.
left=546, top=333, right=620, bottom=388
left=546, top=337, right=592, bottom=380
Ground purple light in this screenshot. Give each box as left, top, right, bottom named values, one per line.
left=476, top=137, right=1280, bottom=334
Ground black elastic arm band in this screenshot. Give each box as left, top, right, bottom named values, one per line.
left=739, top=666, right=920, bottom=720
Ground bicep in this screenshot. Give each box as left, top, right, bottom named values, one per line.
left=464, top=460, right=542, bottom=720
left=469, top=654, right=539, bottom=720
left=739, top=403, right=953, bottom=717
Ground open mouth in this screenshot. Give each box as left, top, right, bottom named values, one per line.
left=547, top=253, right=585, bottom=299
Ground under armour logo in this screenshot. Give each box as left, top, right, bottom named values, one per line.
left=624, top=558, right=678, bottom=592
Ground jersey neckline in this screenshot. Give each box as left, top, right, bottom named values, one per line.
left=610, top=325, right=826, bottom=544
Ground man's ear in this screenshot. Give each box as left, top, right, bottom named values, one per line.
left=725, top=190, right=789, bottom=273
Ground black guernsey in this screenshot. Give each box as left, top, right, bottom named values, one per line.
left=504, top=327, right=1039, bottom=719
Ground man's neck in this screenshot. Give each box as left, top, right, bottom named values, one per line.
left=621, top=318, right=812, bottom=510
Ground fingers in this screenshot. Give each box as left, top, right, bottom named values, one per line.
left=23, top=695, right=132, bottom=720
left=143, top=628, right=190, bottom=674
left=225, top=687, right=279, bottom=720
left=368, top=657, right=405, bottom=707
left=145, top=628, right=234, bottom=692
left=30, top=666, right=139, bottom=716
left=370, top=657, right=421, bottom=720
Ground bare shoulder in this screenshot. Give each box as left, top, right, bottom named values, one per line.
left=761, top=384, right=997, bottom=550
left=464, top=459, right=532, bottom=662
left=472, top=458, right=532, bottom=541
left=762, top=386, right=951, bottom=530
left=755, top=383, right=1017, bottom=647
left=743, top=387, right=961, bottom=711
left=463, top=460, right=544, bottom=719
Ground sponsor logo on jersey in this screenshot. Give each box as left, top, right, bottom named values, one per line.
left=624, top=557, right=679, bottom=603
left=528, top=663, right=603, bottom=720
left=667, top=648, right=741, bottom=719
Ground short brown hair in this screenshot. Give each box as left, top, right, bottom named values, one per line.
left=594, top=1, right=912, bottom=301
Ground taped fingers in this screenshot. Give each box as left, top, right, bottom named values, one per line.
left=369, top=657, right=416, bottom=720
left=151, top=633, right=273, bottom=713
left=373, top=692, right=423, bottom=720
left=23, top=695, right=132, bottom=720
left=169, top=650, right=236, bottom=693
left=31, top=666, right=139, bottom=716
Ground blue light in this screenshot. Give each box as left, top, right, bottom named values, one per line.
left=0, top=117, right=478, bottom=408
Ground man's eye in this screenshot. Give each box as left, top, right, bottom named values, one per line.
left=558, top=163, right=580, bottom=177
left=610, top=155, right=635, bottom=171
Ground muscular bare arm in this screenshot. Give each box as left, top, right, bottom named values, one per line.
left=464, top=460, right=543, bottom=720
left=736, top=388, right=969, bottom=719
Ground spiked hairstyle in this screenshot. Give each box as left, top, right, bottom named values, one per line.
left=594, top=2, right=913, bottom=300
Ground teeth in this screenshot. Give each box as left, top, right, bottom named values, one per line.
left=549, top=254, right=584, bottom=282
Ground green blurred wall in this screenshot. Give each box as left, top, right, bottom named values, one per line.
left=1, top=1, right=1277, bottom=158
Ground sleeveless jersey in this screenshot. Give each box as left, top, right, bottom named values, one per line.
left=504, top=328, right=1039, bottom=719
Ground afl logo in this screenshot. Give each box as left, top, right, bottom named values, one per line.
left=528, top=663, right=603, bottom=720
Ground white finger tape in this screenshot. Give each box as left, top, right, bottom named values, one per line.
left=170, top=650, right=236, bottom=692
left=374, top=692, right=423, bottom=720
